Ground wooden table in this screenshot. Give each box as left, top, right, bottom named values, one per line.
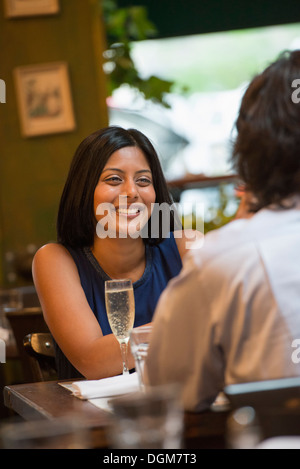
left=3, top=380, right=230, bottom=449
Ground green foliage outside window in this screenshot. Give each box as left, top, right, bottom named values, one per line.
left=181, top=185, right=238, bottom=234
left=101, top=0, right=176, bottom=107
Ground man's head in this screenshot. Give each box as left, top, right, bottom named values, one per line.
left=232, top=50, right=300, bottom=211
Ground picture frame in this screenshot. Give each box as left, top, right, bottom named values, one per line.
left=14, top=62, right=76, bottom=138
left=4, top=0, right=60, bottom=18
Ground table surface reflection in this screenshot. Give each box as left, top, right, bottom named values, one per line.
left=3, top=380, right=230, bottom=449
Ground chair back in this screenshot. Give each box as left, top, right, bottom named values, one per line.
left=23, top=332, right=57, bottom=382
left=6, top=307, right=52, bottom=382
left=224, top=377, right=300, bottom=408
left=224, top=378, right=300, bottom=441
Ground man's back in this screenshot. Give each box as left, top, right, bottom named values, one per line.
left=146, top=199, right=300, bottom=411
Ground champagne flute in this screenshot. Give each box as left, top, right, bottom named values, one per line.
left=105, top=279, right=135, bottom=375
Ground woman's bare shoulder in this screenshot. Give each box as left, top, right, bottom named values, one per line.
left=32, top=243, right=81, bottom=300
left=32, top=243, right=74, bottom=271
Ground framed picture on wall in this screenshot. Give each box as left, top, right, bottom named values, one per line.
left=14, top=62, right=76, bottom=137
left=4, top=0, right=60, bottom=18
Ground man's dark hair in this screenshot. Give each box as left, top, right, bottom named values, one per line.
left=232, top=50, right=300, bottom=211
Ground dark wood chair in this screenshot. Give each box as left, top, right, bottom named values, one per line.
left=6, top=307, right=52, bottom=382
left=16, top=285, right=40, bottom=308
left=23, top=332, right=57, bottom=382
left=224, top=377, right=300, bottom=442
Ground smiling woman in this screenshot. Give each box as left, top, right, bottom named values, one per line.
left=32, top=126, right=196, bottom=380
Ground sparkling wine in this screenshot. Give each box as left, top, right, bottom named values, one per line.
left=105, top=288, right=135, bottom=343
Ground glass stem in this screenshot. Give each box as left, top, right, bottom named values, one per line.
left=120, top=342, right=129, bottom=375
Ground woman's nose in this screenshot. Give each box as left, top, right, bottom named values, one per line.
left=121, top=178, right=138, bottom=199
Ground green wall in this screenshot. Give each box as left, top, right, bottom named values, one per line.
left=0, top=0, right=108, bottom=286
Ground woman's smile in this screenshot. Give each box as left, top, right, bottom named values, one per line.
left=115, top=203, right=146, bottom=218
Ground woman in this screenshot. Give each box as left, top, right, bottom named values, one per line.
left=32, top=126, right=196, bottom=380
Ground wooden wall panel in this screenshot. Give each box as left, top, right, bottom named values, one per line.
left=0, top=0, right=108, bottom=286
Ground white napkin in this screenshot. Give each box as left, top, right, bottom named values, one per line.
left=71, top=372, right=140, bottom=400
left=0, top=327, right=9, bottom=342
left=256, top=437, right=300, bottom=449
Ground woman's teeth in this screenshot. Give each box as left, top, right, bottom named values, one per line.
left=117, top=208, right=140, bottom=215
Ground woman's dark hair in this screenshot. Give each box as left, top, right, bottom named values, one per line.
left=57, top=126, right=174, bottom=247
left=232, top=50, right=300, bottom=211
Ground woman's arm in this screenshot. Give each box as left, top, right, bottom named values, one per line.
left=32, top=243, right=135, bottom=379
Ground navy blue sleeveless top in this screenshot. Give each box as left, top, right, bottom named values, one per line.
left=54, top=233, right=182, bottom=379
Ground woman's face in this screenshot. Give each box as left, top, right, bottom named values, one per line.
left=94, top=146, right=156, bottom=239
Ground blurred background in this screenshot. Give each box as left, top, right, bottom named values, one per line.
left=0, top=0, right=300, bottom=288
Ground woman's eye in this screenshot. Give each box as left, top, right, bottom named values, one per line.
left=106, top=176, right=122, bottom=183
left=137, top=178, right=151, bottom=185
